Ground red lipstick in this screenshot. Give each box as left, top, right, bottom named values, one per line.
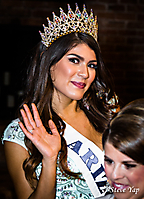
left=112, top=182, right=129, bottom=190
left=71, top=81, right=86, bottom=89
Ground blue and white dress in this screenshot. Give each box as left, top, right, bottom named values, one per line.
left=2, top=119, right=114, bottom=199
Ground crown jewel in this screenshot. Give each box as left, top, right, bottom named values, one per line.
left=39, top=3, right=98, bottom=47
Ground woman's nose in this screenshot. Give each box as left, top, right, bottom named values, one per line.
left=111, top=164, right=124, bottom=180
left=77, top=63, right=89, bottom=79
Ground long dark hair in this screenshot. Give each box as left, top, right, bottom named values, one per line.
left=20, top=32, right=117, bottom=189
left=102, top=98, right=144, bottom=166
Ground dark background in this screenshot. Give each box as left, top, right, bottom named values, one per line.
left=0, top=0, right=144, bottom=198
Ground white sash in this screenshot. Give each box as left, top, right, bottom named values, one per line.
left=64, top=122, right=114, bottom=199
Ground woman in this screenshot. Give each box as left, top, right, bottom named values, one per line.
left=2, top=4, right=117, bottom=199
left=103, top=98, right=144, bottom=199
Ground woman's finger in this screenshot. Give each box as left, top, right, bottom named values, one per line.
left=23, top=104, right=36, bottom=128
left=20, top=108, right=34, bottom=132
left=19, top=121, right=33, bottom=140
left=31, top=103, right=43, bottom=127
left=48, top=120, right=60, bottom=136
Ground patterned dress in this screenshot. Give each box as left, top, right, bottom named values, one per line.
left=2, top=119, right=114, bottom=199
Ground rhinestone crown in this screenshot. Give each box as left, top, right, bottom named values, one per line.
left=39, top=3, right=98, bottom=48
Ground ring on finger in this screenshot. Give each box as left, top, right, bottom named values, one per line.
left=29, top=128, right=34, bottom=134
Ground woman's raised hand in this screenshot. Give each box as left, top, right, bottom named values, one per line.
left=19, top=103, right=61, bottom=162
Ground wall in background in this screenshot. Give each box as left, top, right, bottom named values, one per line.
left=0, top=0, right=144, bottom=112
left=1, top=0, right=144, bottom=120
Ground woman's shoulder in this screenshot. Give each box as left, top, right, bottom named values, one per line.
left=2, top=118, right=28, bottom=151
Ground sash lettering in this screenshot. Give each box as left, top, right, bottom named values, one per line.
left=68, top=140, right=109, bottom=194
left=80, top=148, right=98, bottom=170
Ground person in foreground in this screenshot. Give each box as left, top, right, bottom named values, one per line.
left=2, top=4, right=118, bottom=199
left=102, top=98, right=144, bottom=199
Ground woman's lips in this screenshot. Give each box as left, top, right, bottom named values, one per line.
left=71, top=81, right=86, bottom=89
left=112, top=182, right=129, bottom=190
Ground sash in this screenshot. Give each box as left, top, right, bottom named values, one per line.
left=64, top=122, right=113, bottom=199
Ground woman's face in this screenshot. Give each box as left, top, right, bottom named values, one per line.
left=104, top=142, right=144, bottom=199
left=50, top=43, right=97, bottom=102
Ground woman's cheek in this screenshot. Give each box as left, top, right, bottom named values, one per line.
left=104, top=164, right=110, bottom=179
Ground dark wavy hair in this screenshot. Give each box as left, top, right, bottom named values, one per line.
left=102, top=98, right=144, bottom=166
left=19, top=32, right=118, bottom=189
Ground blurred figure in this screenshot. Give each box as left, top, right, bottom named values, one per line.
left=103, top=98, right=144, bottom=199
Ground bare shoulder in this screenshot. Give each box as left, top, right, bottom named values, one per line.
left=4, top=141, right=33, bottom=199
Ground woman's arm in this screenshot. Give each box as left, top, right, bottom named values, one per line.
left=4, top=142, right=34, bottom=198
left=4, top=103, right=61, bottom=199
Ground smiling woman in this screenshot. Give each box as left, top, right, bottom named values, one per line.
left=102, top=98, right=144, bottom=199
left=2, top=3, right=118, bottom=199
left=51, top=43, right=97, bottom=101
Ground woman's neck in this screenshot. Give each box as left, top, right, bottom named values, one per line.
left=52, top=94, right=79, bottom=119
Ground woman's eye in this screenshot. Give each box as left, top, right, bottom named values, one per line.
left=88, top=63, right=97, bottom=69
left=104, top=158, right=113, bottom=165
left=69, top=58, right=79, bottom=64
left=124, top=163, right=137, bottom=170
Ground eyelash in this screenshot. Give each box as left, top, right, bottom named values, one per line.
left=124, top=163, right=137, bottom=169
left=105, top=158, right=137, bottom=170
left=69, top=58, right=79, bottom=64
left=88, top=63, right=97, bottom=69
left=104, top=158, right=113, bottom=165
left=68, top=58, right=97, bottom=69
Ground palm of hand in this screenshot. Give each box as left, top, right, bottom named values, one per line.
left=19, top=103, right=61, bottom=161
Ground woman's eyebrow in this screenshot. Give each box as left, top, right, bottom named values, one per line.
left=122, top=161, right=137, bottom=164
left=67, top=53, right=84, bottom=61
left=67, top=53, right=97, bottom=62
left=104, top=155, right=112, bottom=160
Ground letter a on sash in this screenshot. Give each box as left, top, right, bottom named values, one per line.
left=67, top=140, right=82, bottom=155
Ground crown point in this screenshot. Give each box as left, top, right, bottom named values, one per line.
left=52, top=12, right=55, bottom=18
left=83, top=4, right=86, bottom=9
left=59, top=7, right=63, bottom=12
left=75, top=3, right=78, bottom=8
left=67, top=4, right=71, bottom=12
left=75, top=3, right=81, bottom=20
left=60, top=7, right=67, bottom=21
left=47, top=17, right=50, bottom=24
left=68, top=5, right=75, bottom=20
left=90, top=8, right=93, bottom=12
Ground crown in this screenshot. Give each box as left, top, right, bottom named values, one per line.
left=39, top=3, right=98, bottom=48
